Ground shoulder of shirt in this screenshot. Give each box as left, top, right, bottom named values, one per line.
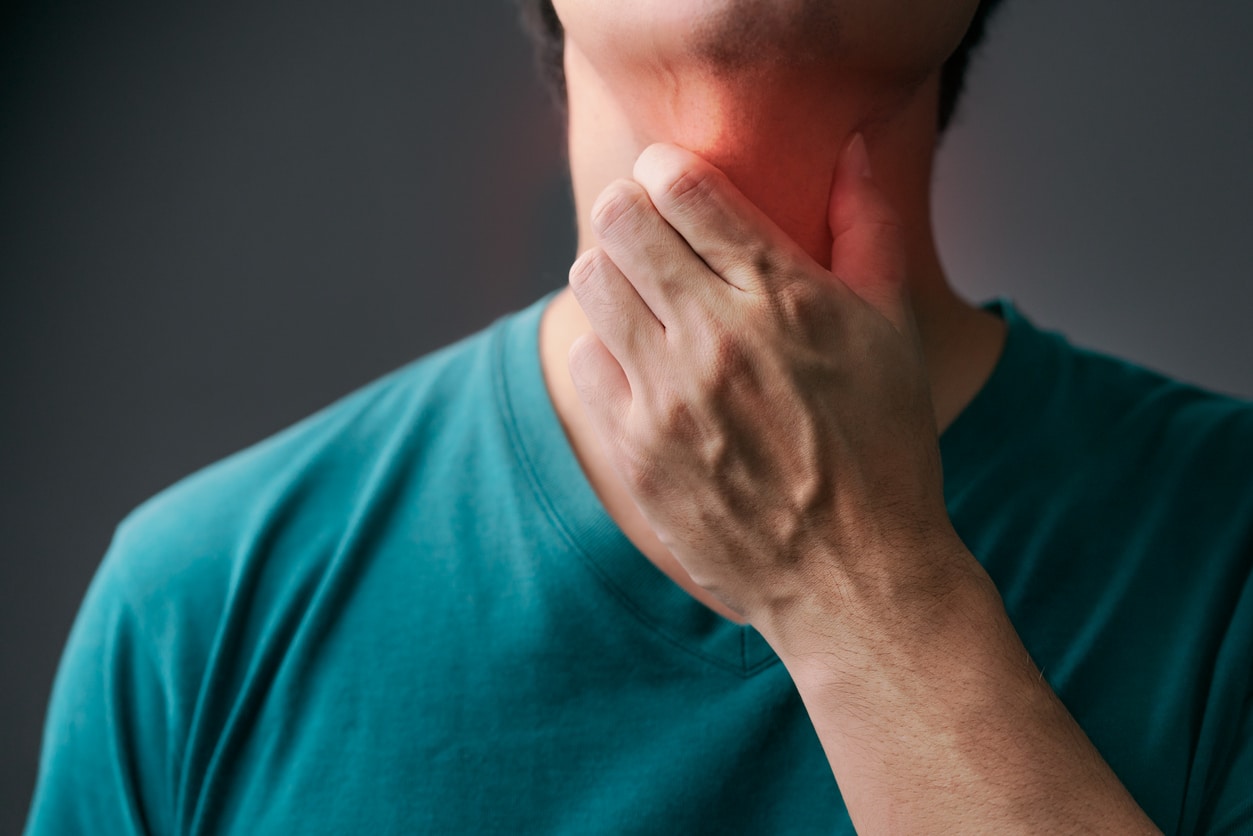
left=1012, top=306, right=1253, bottom=504
left=97, top=307, right=513, bottom=624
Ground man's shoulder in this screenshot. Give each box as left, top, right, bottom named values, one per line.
left=962, top=306, right=1253, bottom=559
left=1017, top=315, right=1253, bottom=571
left=1052, top=326, right=1253, bottom=478
left=104, top=306, right=518, bottom=620
left=992, top=304, right=1253, bottom=479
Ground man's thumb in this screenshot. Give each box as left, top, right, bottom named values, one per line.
left=827, top=133, right=910, bottom=333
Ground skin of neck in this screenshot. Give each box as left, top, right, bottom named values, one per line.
left=547, top=37, right=1005, bottom=433
left=536, top=26, right=1006, bottom=624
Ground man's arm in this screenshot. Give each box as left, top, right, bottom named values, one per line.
left=754, top=537, right=1154, bottom=832
left=25, top=531, right=172, bottom=836
left=566, top=135, right=1159, bottom=832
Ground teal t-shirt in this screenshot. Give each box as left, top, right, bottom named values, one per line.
left=25, top=292, right=1253, bottom=834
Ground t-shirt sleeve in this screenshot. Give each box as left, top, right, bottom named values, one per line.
left=24, top=532, right=173, bottom=836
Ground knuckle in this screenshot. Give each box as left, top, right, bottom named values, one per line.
left=734, top=241, right=810, bottom=291
left=617, top=441, right=662, bottom=494
left=660, top=164, right=717, bottom=212
left=654, top=389, right=698, bottom=440
left=706, top=328, right=753, bottom=385
left=744, top=244, right=780, bottom=280
left=771, top=279, right=827, bottom=332
left=642, top=241, right=675, bottom=275
left=591, top=181, right=644, bottom=237
left=568, top=248, right=605, bottom=291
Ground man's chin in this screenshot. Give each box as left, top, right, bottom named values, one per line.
left=554, top=0, right=978, bottom=84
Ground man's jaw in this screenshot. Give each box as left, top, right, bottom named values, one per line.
left=563, top=37, right=936, bottom=273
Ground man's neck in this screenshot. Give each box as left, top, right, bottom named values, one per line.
left=534, top=37, right=1006, bottom=625
left=563, top=39, right=937, bottom=274
left=550, top=39, right=1005, bottom=434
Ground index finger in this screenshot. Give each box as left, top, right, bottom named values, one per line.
left=631, top=143, right=814, bottom=294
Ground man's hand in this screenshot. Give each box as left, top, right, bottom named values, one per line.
left=567, top=134, right=970, bottom=627
left=566, top=135, right=1159, bottom=833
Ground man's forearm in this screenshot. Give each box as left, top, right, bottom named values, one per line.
left=565, top=138, right=1161, bottom=831
left=755, top=540, right=1160, bottom=834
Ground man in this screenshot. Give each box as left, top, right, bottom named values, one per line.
left=25, top=0, right=1252, bottom=833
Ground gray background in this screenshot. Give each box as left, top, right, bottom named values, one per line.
left=2, top=0, right=1250, bottom=828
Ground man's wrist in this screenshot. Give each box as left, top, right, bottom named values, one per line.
left=752, top=530, right=1006, bottom=685
left=751, top=534, right=1158, bottom=832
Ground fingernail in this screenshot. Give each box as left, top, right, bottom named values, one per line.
left=846, top=132, right=872, bottom=179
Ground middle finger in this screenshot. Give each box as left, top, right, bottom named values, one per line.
left=590, top=179, right=728, bottom=329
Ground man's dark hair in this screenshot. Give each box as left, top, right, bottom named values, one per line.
left=515, top=0, right=1008, bottom=134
